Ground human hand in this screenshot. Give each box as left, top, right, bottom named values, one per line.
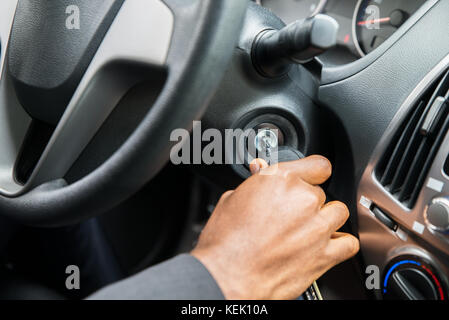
left=191, top=156, right=359, bottom=300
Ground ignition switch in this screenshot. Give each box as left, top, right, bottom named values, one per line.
left=252, top=123, right=304, bottom=165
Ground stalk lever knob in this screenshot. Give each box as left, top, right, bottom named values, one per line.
left=252, top=14, right=339, bottom=78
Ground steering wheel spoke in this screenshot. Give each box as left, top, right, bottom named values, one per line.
left=0, top=0, right=248, bottom=226
left=0, top=0, right=174, bottom=196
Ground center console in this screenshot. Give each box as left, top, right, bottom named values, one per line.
left=358, top=54, right=449, bottom=300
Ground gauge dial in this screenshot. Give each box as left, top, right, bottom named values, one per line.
left=353, top=0, right=426, bottom=56
left=258, top=0, right=328, bottom=24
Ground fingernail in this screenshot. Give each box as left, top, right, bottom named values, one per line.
left=249, top=161, right=261, bottom=174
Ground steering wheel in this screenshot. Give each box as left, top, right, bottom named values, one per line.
left=0, top=0, right=248, bottom=226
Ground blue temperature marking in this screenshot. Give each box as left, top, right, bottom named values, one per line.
left=383, top=260, right=421, bottom=292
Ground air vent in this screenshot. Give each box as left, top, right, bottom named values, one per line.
left=376, top=69, right=449, bottom=208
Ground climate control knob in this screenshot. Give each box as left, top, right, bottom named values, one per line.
left=383, top=256, right=446, bottom=300
left=425, top=197, right=449, bottom=232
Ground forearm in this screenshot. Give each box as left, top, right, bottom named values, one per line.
left=88, top=254, right=224, bottom=300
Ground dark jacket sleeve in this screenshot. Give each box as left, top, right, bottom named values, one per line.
left=88, top=254, right=225, bottom=300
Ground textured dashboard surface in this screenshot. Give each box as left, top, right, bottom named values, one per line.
left=319, top=0, right=449, bottom=180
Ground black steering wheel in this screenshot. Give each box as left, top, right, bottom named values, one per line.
left=0, top=0, right=248, bottom=226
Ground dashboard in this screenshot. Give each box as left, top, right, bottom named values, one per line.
left=255, top=0, right=428, bottom=65
left=197, top=0, right=449, bottom=300
left=222, top=0, right=449, bottom=300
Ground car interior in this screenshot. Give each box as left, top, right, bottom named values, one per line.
left=0, top=0, right=449, bottom=300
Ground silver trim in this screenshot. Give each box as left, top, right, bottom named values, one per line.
left=352, top=0, right=365, bottom=57
left=0, top=0, right=174, bottom=196
left=0, top=0, right=18, bottom=78
left=358, top=52, right=449, bottom=257
left=0, top=0, right=30, bottom=195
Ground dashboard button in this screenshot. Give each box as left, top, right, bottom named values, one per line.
left=372, top=206, right=397, bottom=231
left=425, top=197, right=449, bottom=232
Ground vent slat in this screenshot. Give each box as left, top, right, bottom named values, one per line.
left=380, top=101, right=425, bottom=186
left=376, top=69, right=449, bottom=209
left=409, top=111, right=449, bottom=206
left=398, top=138, right=430, bottom=202
left=389, top=103, right=430, bottom=194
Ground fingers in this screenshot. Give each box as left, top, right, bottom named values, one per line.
left=249, top=156, right=330, bottom=208
left=331, top=232, right=349, bottom=240
left=282, top=155, right=332, bottom=185
left=318, top=201, right=350, bottom=233
left=326, top=233, right=360, bottom=265
left=249, top=158, right=269, bottom=175
left=250, top=155, right=332, bottom=185
left=309, top=185, right=327, bottom=208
